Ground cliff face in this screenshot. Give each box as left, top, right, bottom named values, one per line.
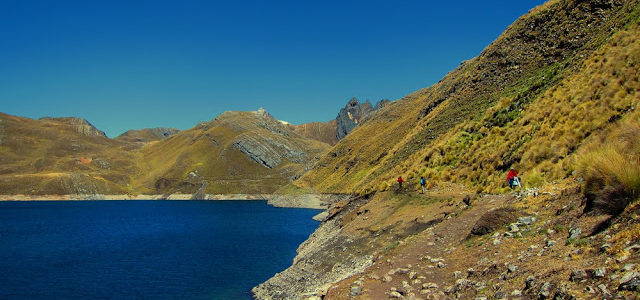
left=335, top=98, right=389, bottom=141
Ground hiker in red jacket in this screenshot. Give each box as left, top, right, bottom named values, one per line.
left=507, top=168, right=520, bottom=189
left=397, top=176, right=405, bottom=190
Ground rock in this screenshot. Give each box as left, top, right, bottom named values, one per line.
left=593, top=267, right=606, bottom=278
left=546, top=240, right=556, bottom=248
left=509, top=223, right=520, bottom=232
left=507, top=264, right=518, bottom=273
left=570, top=269, right=587, bottom=282
left=494, top=291, right=507, bottom=299
left=412, top=279, right=421, bottom=285
left=475, top=297, right=487, bottom=300
left=598, top=284, right=610, bottom=296
left=518, top=216, right=536, bottom=225
left=390, top=268, right=410, bottom=275
left=463, top=195, right=472, bottom=206
left=453, top=271, right=462, bottom=279
left=511, top=289, right=522, bottom=296
left=422, top=282, right=438, bottom=289
left=525, top=276, right=536, bottom=290
left=493, top=239, right=501, bottom=245
left=350, top=285, right=362, bottom=296
left=600, top=243, right=611, bottom=252
left=335, top=98, right=375, bottom=140
left=623, top=263, right=635, bottom=271
left=539, top=282, right=552, bottom=299
left=402, top=281, right=412, bottom=291
left=383, top=275, right=393, bottom=282
left=585, top=286, right=595, bottom=293
left=437, top=262, right=445, bottom=268
left=409, top=271, right=417, bottom=280
left=618, top=271, right=640, bottom=291
left=389, top=291, right=403, bottom=298
left=467, top=268, right=475, bottom=276
left=568, top=227, right=581, bottom=239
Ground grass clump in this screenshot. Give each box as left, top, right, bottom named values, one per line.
left=578, top=115, right=640, bottom=215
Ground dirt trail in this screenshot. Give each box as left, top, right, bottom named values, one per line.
left=325, top=192, right=511, bottom=299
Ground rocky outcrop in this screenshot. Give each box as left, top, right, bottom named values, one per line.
left=335, top=98, right=389, bottom=140
left=253, top=195, right=376, bottom=299
left=40, top=117, right=107, bottom=138
left=232, top=134, right=305, bottom=169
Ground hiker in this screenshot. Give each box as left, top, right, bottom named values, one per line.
left=507, top=168, right=521, bottom=189
left=420, top=176, right=426, bottom=194
left=397, top=176, right=405, bottom=190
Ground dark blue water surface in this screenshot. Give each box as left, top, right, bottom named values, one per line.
left=0, top=200, right=320, bottom=299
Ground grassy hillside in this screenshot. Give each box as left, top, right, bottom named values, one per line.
left=133, top=110, right=330, bottom=194
left=287, top=120, right=338, bottom=146
left=298, top=0, right=640, bottom=194
left=0, top=113, right=137, bottom=194
left=0, top=110, right=329, bottom=195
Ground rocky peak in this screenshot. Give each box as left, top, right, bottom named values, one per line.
left=336, top=97, right=388, bottom=140
left=40, top=117, right=107, bottom=138
left=254, top=107, right=275, bottom=120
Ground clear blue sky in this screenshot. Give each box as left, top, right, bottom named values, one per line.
left=1, top=0, right=546, bottom=137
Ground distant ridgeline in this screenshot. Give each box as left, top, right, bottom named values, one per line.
left=0, top=97, right=384, bottom=196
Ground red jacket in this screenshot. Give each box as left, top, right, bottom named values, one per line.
left=397, top=177, right=404, bottom=183
left=507, top=170, right=518, bottom=180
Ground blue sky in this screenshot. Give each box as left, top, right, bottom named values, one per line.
left=0, top=0, right=546, bottom=137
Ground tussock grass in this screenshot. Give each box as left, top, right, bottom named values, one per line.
left=578, top=115, right=640, bottom=214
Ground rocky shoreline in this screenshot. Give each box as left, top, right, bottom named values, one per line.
left=0, top=193, right=349, bottom=210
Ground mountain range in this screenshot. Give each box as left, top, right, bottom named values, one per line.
left=1, top=0, right=640, bottom=299
left=0, top=98, right=379, bottom=196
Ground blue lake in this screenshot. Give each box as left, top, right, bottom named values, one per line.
left=0, top=200, right=320, bottom=299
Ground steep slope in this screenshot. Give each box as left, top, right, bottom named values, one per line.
left=299, top=0, right=640, bottom=194
left=254, top=0, right=640, bottom=298
left=132, top=108, right=330, bottom=194
left=287, top=120, right=338, bottom=146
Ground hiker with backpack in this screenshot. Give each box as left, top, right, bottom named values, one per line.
left=420, top=176, right=426, bottom=194
left=397, top=176, right=405, bottom=190
left=507, top=168, right=521, bottom=189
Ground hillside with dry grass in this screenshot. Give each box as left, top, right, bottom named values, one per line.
left=0, top=109, right=330, bottom=195
left=298, top=0, right=640, bottom=195
left=252, top=1, right=640, bottom=298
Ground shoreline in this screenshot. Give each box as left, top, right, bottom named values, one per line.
left=0, top=193, right=350, bottom=210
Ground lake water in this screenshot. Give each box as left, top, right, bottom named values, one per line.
left=0, top=200, right=320, bottom=299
